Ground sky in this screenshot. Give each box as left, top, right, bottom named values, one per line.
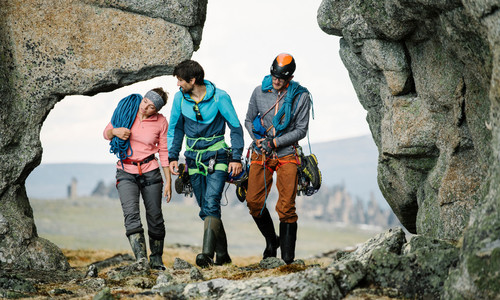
left=40, top=0, right=370, bottom=164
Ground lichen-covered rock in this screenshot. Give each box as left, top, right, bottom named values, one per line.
left=93, top=287, right=117, bottom=300
left=173, top=257, right=193, bottom=270
left=106, top=258, right=150, bottom=281
left=318, top=0, right=500, bottom=297
left=80, top=277, right=106, bottom=291
left=182, top=268, right=342, bottom=300
left=189, top=267, right=204, bottom=281
left=324, top=0, right=491, bottom=240
left=364, top=236, right=459, bottom=299
left=0, top=0, right=204, bottom=271
left=0, top=274, right=37, bottom=294
left=338, top=227, right=407, bottom=265
left=259, top=257, right=286, bottom=269
left=323, top=228, right=458, bottom=298
left=327, top=260, right=365, bottom=295
left=82, top=0, right=207, bottom=50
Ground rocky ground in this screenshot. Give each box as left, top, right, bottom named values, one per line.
left=0, top=245, right=335, bottom=299
left=0, top=227, right=459, bottom=299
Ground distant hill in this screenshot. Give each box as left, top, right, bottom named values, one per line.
left=26, top=135, right=386, bottom=207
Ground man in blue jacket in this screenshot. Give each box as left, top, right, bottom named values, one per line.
left=168, top=60, right=244, bottom=268
left=244, top=53, right=311, bottom=264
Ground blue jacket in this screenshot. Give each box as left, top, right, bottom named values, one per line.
left=168, top=80, right=244, bottom=164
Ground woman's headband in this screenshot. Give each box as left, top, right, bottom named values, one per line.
left=145, top=90, right=164, bottom=111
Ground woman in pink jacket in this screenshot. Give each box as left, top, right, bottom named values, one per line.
left=104, top=87, right=171, bottom=270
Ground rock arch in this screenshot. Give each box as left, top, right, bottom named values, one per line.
left=0, top=0, right=206, bottom=270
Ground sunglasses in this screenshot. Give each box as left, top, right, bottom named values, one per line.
left=193, top=103, right=203, bottom=121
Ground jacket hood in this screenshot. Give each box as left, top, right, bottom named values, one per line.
left=180, top=80, right=216, bottom=102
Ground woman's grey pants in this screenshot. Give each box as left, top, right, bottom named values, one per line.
left=116, top=168, right=165, bottom=240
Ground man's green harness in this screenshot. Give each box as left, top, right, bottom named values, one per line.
left=185, top=135, right=229, bottom=176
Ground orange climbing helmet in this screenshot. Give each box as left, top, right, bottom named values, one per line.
left=270, top=53, right=296, bottom=79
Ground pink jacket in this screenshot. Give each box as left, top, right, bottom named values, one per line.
left=104, top=113, right=169, bottom=174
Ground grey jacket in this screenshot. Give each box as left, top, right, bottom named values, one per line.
left=244, top=84, right=311, bottom=158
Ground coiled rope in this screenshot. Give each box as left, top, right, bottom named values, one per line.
left=109, top=94, right=142, bottom=164
left=260, top=75, right=309, bottom=135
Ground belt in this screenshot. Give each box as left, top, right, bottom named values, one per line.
left=121, top=154, right=156, bottom=175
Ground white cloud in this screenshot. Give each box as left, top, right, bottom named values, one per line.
left=40, top=0, right=369, bottom=163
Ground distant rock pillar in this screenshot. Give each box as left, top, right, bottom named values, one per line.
left=67, top=177, right=78, bottom=199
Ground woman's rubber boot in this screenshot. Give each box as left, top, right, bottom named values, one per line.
left=127, top=232, right=147, bottom=261
left=196, top=216, right=219, bottom=268
left=253, top=207, right=280, bottom=259
left=279, top=222, right=297, bottom=264
left=214, top=221, right=231, bottom=266
left=149, top=237, right=166, bottom=270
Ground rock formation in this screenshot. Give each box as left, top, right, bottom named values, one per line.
left=2, top=0, right=498, bottom=298
left=150, top=228, right=459, bottom=299
left=318, top=0, right=499, bottom=297
left=0, top=0, right=206, bottom=270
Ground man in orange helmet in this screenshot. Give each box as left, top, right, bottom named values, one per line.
left=244, top=53, right=311, bottom=264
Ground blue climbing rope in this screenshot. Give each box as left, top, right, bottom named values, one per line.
left=109, top=94, right=142, bottom=164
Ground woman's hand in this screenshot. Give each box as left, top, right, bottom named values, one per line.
left=163, top=184, right=172, bottom=203
left=110, top=127, right=131, bottom=140
left=162, top=167, right=172, bottom=203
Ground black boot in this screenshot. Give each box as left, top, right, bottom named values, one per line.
left=196, top=216, right=219, bottom=268
left=253, top=207, right=280, bottom=259
left=280, top=222, right=297, bottom=264
left=149, top=237, right=166, bottom=270
left=127, top=232, right=147, bottom=261
left=214, top=221, right=231, bottom=266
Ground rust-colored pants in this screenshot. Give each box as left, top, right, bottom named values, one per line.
left=246, top=152, right=299, bottom=223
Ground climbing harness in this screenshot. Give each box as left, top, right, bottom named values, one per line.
left=121, top=154, right=156, bottom=176
left=174, top=135, right=233, bottom=197
left=252, top=84, right=320, bottom=209
left=116, top=170, right=163, bottom=189
left=185, top=135, right=229, bottom=176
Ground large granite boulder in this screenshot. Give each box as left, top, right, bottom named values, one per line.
left=318, top=0, right=499, bottom=298
left=0, top=0, right=206, bottom=270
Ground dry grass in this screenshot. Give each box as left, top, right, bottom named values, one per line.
left=25, top=247, right=334, bottom=299
left=24, top=198, right=389, bottom=298
left=62, top=247, right=334, bottom=281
